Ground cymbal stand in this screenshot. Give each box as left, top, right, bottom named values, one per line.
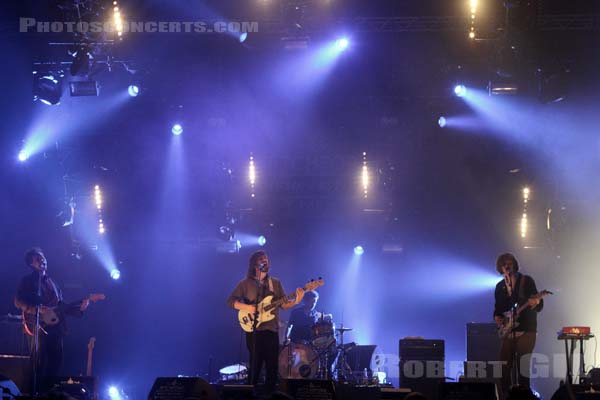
left=334, top=328, right=352, bottom=382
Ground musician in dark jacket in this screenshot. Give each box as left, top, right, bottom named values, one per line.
left=227, top=250, right=303, bottom=394
left=14, top=248, right=89, bottom=377
left=493, top=253, right=544, bottom=399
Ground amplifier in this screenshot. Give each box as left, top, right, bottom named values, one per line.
left=466, top=323, right=500, bottom=362
left=399, top=339, right=444, bottom=361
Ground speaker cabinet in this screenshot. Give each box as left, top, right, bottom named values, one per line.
left=148, top=377, right=217, bottom=400
left=439, top=382, right=498, bottom=400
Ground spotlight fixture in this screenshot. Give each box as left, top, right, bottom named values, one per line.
left=438, top=116, right=447, bottom=128
left=110, top=269, right=121, bottom=280
left=239, top=32, right=248, bottom=43
left=335, top=37, right=349, bottom=50
left=354, top=245, right=364, bottom=256
left=18, top=150, right=29, bottom=162
left=69, top=80, right=99, bottom=97
left=258, top=235, right=267, bottom=246
left=33, top=74, right=62, bottom=105
left=171, top=124, right=183, bottom=136
left=218, top=225, right=234, bottom=241
left=454, top=84, right=467, bottom=97
left=69, top=46, right=92, bottom=76
left=128, top=85, right=140, bottom=97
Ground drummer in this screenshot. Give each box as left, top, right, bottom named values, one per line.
left=286, top=290, right=332, bottom=343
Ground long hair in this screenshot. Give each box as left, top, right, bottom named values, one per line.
left=247, top=250, right=267, bottom=278
left=495, top=252, right=520, bottom=274
left=24, top=247, right=44, bottom=267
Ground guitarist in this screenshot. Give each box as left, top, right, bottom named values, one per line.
left=14, top=248, right=90, bottom=377
left=493, top=253, right=543, bottom=399
left=227, top=250, right=304, bottom=394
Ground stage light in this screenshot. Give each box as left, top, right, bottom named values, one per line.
left=258, top=235, right=267, bottom=246
left=94, top=185, right=106, bottom=234
left=18, top=150, right=29, bottom=162
left=454, top=85, right=467, bottom=97
left=354, top=246, right=364, bottom=255
left=438, top=116, right=447, bottom=128
left=70, top=47, right=92, bottom=76
left=239, top=32, right=248, bottom=43
left=249, top=155, right=256, bottom=197
left=128, top=85, right=139, bottom=97
left=110, top=269, right=121, bottom=280
left=34, top=74, right=62, bottom=105
left=69, top=80, right=99, bottom=97
left=468, top=0, right=478, bottom=40
left=361, top=152, right=369, bottom=199
left=113, top=1, right=124, bottom=38
left=335, top=37, right=349, bottom=50
left=171, top=124, right=183, bottom=136
left=218, top=225, right=234, bottom=241
left=520, top=213, right=528, bottom=238
left=523, top=187, right=530, bottom=202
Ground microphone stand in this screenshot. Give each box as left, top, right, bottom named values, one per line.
left=507, top=274, right=520, bottom=390
left=33, top=269, right=43, bottom=395
left=249, top=266, right=266, bottom=387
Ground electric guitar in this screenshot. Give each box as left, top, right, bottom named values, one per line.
left=497, top=290, right=552, bottom=339
left=21, top=293, right=105, bottom=336
left=238, top=279, right=324, bottom=333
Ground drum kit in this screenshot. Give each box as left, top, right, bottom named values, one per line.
left=218, top=318, right=358, bottom=384
left=278, top=318, right=355, bottom=382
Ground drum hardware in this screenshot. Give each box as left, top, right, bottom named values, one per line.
left=218, top=364, right=248, bottom=383
left=333, top=326, right=354, bottom=382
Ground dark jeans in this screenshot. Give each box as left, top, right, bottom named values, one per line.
left=246, top=330, right=279, bottom=391
left=28, top=326, right=63, bottom=378
left=499, top=332, right=536, bottom=399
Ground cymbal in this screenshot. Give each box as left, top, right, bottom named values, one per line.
left=336, top=327, right=353, bottom=332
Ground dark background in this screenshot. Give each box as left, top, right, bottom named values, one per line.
left=1, top=1, right=600, bottom=399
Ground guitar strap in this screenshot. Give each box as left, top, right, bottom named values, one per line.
left=267, top=277, right=274, bottom=293
left=46, top=277, right=63, bottom=303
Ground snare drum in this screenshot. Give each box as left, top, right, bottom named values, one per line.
left=311, top=318, right=336, bottom=349
left=218, top=364, right=247, bottom=382
left=278, top=342, right=318, bottom=379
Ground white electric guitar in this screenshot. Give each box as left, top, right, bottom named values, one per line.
left=497, top=290, right=552, bottom=339
left=238, top=279, right=324, bottom=333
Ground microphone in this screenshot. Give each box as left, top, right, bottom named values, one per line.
left=258, top=263, right=268, bottom=271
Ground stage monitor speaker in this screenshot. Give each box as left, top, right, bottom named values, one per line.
left=213, top=384, right=255, bottom=400
left=380, top=387, right=412, bottom=399
left=0, top=355, right=30, bottom=395
left=439, top=382, right=498, bottom=400
left=40, top=376, right=98, bottom=400
left=282, top=379, right=335, bottom=400
left=148, top=377, right=217, bottom=400
left=466, top=323, right=500, bottom=362
left=551, top=383, right=600, bottom=400
left=399, top=339, right=444, bottom=361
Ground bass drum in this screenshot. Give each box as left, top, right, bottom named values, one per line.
left=278, top=342, right=318, bottom=379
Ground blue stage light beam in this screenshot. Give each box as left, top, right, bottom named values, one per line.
left=354, top=245, right=364, bottom=255
left=438, top=116, right=447, bottom=128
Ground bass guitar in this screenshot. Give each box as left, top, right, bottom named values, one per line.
left=497, top=290, right=552, bottom=339
left=238, top=279, right=324, bottom=333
